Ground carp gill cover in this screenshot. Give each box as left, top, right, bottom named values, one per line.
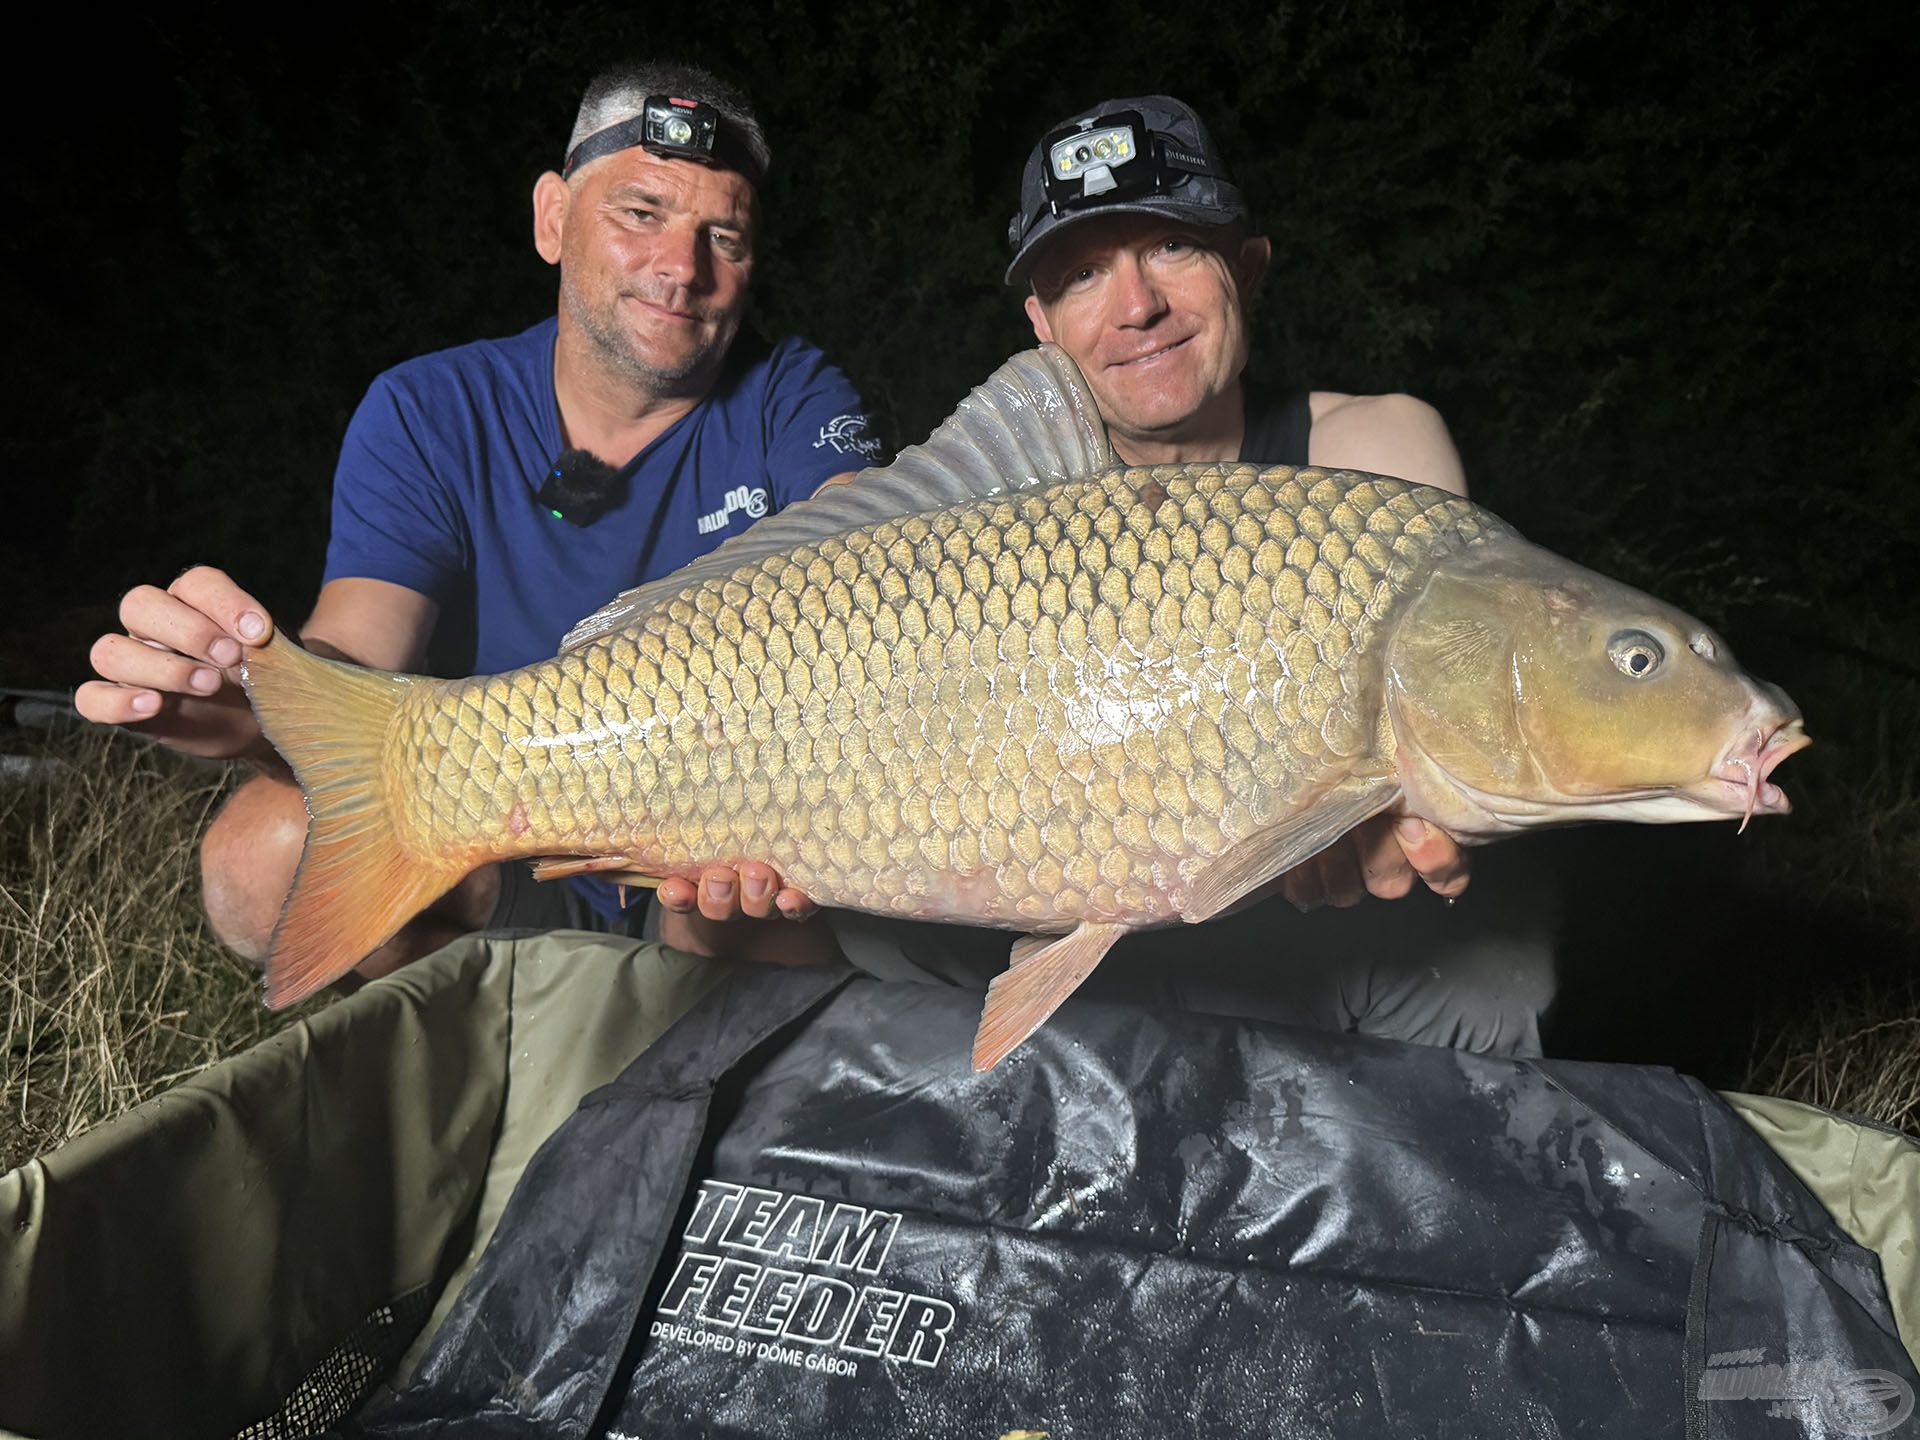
left=242, top=347, right=1809, bottom=1068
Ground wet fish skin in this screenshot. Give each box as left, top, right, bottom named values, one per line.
left=1383, top=539, right=1806, bottom=838
left=391, top=464, right=1466, bottom=931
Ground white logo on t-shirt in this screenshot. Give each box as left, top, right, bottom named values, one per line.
left=813, top=414, right=884, bottom=460
left=697, top=485, right=769, bottom=535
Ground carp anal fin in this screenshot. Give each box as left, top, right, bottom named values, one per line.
left=241, top=635, right=467, bottom=1008
left=561, top=345, right=1112, bottom=652
left=971, top=920, right=1130, bottom=1072
left=1180, top=780, right=1403, bottom=923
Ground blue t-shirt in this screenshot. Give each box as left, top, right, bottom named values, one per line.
left=321, top=317, right=887, bottom=915
left=323, top=317, right=887, bottom=676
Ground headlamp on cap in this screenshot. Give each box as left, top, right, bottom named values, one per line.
left=1045, top=114, right=1145, bottom=208
left=1039, top=108, right=1231, bottom=218
left=1006, top=96, right=1244, bottom=285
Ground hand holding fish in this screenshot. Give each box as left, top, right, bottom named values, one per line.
left=655, top=860, right=816, bottom=922
left=651, top=815, right=1466, bottom=929
left=77, top=566, right=278, bottom=762
left=652, top=861, right=836, bottom=968
left=1296, top=814, right=1471, bottom=910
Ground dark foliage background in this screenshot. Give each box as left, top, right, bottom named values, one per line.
left=3, top=0, right=1915, bottom=1082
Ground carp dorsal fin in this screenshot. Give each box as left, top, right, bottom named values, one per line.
left=560, top=344, right=1111, bottom=652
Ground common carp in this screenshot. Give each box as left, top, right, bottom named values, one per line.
left=242, top=346, right=1808, bottom=1068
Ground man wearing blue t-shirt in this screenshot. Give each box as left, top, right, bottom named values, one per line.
left=79, top=61, right=880, bottom=978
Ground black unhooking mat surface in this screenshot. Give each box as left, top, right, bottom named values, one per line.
left=346, top=965, right=1918, bottom=1439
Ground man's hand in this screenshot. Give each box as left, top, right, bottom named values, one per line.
left=657, top=812, right=1469, bottom=933
left=654, top=862, right=839, bottom=969
left=1278, top=814, right=1472, bottom=911
left=656, top=861, right=816, bottom=922
left=75, top=566, right=277, bottom=762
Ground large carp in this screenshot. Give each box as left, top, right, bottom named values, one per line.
left=243, top=347, right=1807, bottom=1068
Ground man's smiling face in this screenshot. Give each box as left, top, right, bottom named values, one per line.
left=542, top=145, right=757, bottom=396
left=1023, top=214, right=1269, bottom=454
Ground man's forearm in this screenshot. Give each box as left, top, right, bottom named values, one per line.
left=657, top=906, right=844, bottom=967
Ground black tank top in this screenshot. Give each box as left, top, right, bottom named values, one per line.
left=1238, top=381, right=1312, bottom=466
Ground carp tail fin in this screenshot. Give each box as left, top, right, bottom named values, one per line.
left=241, top=635, right=464, bottom=1007
left=971, top=921, right=1130, bottom=1072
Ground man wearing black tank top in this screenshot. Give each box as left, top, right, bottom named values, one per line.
left=972, top=93, right=1557, bottom=1054
left=1006, top=94, right=1471, bottom=916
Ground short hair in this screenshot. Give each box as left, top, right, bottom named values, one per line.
left=566, top=60, right=772, bottom=182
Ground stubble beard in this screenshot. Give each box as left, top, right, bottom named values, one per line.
left=562, top=275, right=735, bottom=401
left=1094, top=355, right=1250, bottom=463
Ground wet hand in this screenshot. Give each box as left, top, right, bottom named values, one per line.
left=655, top=861, right=816, bottom=923
left=1281, top=814, right=1472, bottom=910
left=75, top=566, right=276, bottom=761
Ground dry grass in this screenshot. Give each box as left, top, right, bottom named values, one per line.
left=1744, top=967, right=1920, bottom=1137
left=0, top=725, right=323, bottom=1172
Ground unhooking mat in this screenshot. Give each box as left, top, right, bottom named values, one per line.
left=3, top=933, right=1916, bottom=1439
left=354, top=959, right=1918, bottom=1439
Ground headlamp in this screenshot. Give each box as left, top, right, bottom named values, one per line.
left=642, top=96, right=719, bottom=163
left=561, top=95, right=764, bottom=186
left=1006, top=96, right=1247, bottom=284
left=1035, top=108, right=1228, bottom=219
left=1046, top=114, right=1144, bottom=205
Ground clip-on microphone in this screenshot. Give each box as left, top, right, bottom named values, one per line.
left=537, top=449, right=625, bottom=526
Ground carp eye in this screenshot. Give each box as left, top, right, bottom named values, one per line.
left=1608, top=630, right=1664, bottom=678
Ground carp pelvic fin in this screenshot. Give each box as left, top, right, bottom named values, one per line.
left=971, top=921, right=1130, bottom=1072
left=561, top=345, right=1111, bottom=651
left=528, top=855, right=663, bottom=887
left=241, top=635, right=463, bottom=1008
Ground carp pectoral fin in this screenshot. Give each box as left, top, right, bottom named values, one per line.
left=971, top=921, right=1130, bottom=1073
left=1181, top=781, right=1402, bottom=923
left=528, top=855, right=663, bottom=887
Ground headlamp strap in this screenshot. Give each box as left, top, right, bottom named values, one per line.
left=561, top=101, right=764, bottom=186
left=1157, top=139, right=1225, bottom=180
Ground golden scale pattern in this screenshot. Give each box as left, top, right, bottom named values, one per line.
left=392, top=466, right=1483, bottom=926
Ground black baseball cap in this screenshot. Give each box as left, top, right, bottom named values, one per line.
left=1005, top=95, right=1248, bottom=287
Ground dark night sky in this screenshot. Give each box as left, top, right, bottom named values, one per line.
left=8, top=0, right=1913, bottom=654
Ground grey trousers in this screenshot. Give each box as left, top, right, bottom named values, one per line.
left=489, top=846, right=1560, bottom=1061
left=828, top=843, right=1560, bottom=1059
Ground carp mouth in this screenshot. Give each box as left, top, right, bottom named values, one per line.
left=1709, top=716, right=1812, bottom=832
